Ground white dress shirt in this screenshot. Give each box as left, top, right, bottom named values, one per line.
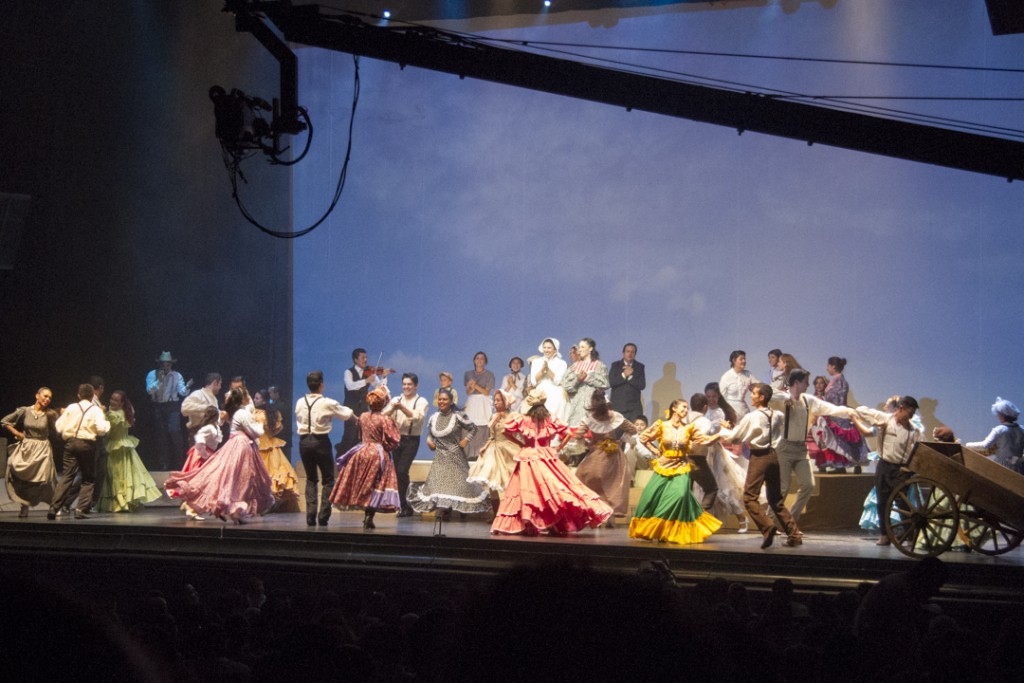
left=55, top=400, right=111, bottom=441
left=384, top=394, right=428, bottom=436
left=181, top=387, right=221, bottom=429
left=294, top=393, right=354, bottom=435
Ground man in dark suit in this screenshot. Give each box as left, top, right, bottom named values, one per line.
left=609, top=342, right=646, bottom=421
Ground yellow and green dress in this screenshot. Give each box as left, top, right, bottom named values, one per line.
left=628, top=419, right=721, bottom=544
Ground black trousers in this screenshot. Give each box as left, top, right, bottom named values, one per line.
left=392, top=434, right=421, bottom=513
left=51, top=438, right=98, bottom=514
left=875, top=460, right=909, bottom=537
left=688, top=454, right=718, bottom=512
left=299, top=434, right=335, bottom=522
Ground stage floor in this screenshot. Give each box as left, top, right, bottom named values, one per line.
left=2, top=507, right=1022, bottom=609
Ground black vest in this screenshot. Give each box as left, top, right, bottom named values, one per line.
left=344, top=365, right=370, bottom=415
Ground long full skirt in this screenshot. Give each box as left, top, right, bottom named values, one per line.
left=97, top=444, right=162, bottom=512
left=164, top=434, right=274, bottom=520
left=330, top=442, right=400, bottom=511
left=408, top=440, right=490, bottom=514
left=467, top=438, right=518, bottom=495
left=574, top=443, right=630, bottom=516
left=491, top=449, right=613, bottom=536
left=260, top=437, right=300, bottom=512
left=5, top=438, right=55, bottom=507
left=629, top=463, right=722, bottom=544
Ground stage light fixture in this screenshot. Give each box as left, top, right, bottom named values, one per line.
left=544, top=0, right=551, bottom=7
left=383, top=9, right=391, bottom=19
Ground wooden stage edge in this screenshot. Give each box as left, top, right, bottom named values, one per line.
left=1, top=508, right=1022, bottom=608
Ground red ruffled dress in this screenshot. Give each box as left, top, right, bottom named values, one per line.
left=491, top=415, right=613, bottom=536
left=329, top=411, right=402, bottom=511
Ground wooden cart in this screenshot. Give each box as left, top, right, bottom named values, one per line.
left=883, top=441, right=1024, bottom=559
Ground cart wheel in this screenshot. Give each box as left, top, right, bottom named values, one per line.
left=885, top=477, right=959, bottom=559
left=957, top=503, right=1024, bottom=556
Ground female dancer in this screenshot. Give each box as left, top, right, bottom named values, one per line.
left=467, top=390, right=521, bottom=511
left=571, top=392, right=635, bottom=525
left=97, top=391, right=161, bottom=512
left=253, top=389, right=300, bottom=512
left=408, top=388, right=490, bottom=517
left=501, top=357, right=527, bottom=412
left=2, top=387, right=58, bottom=517
left=527, top=338, right=568, bottom=421
left=492, top=389, right=612, bottom=536
left=628, top=399, right=722, bottom=545
left=173, top=406, right=221, bottom=520
left=719, top=350, right=761, bottom=419
left=463, top=352, right=495, bottom=461
left=690, top=393, right=748, bottom=532
left=771, top=353, right=804, bottom=391
left=330, top=388, right=401, bottom=529
left=164, top=387, right=274, bottom=523
left=813, top=356, right=868, bottom=473
left=560, top=337, right=610, bottom=430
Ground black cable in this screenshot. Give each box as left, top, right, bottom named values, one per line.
left=270, top=106, right=314, bottom=166
left=225, top=54, right=360, bottom=239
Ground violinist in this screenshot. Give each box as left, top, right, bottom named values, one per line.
left=338, top=347, right=391, bottom=455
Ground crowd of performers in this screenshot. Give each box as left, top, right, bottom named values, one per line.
left=4, top=342, right=1023, bottom=551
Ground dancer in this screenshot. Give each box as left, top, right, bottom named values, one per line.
left=560, top=337, right=610, bottom=428
left=718, top=383, right=802, bottom=549
left=96, top=390, right=161, bottom=512
left=173, top=406, right=221, bottom=520
left=383, top=373, right=429, bottom=517
left=181, top=373, right=222, bottom=435
left=853, top=396, right=923, bottom=546
left=770, top=353, right=803, bottom=392
left=49, top=384, right=110, bottom=520
left=693, top=393, right=749, bottom=532
left=719, top=350, right=761, bottom=419
left=164, top=387, right=274, bottom=523
left=682, top=393, right=721, bottom=515
left=330, top=388, right=401, bottom=529
left=501, top=357, right=527, bottom=412
left=964, top=397, right=1024, bottom=474
left=467, top=390, right=521, bottom=509
left=570, top=392, right=635, bottom=524
left=628, top=399, right=722, bottom=545
left=770, top=369, right=857, bottom=523
left=527, top=338, right=568, bottom=420
left=492, top=389, right=613, bottom=536
left=2, top=387, right=58, bottom=518
left=408, top=388, right=490, bottom=517
left=463, top=351, right=495, bottom=461
left=253, top=389, right=300, bottom=512
left=294, top=371, right=355, bottom=527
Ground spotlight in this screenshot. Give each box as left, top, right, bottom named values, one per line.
left=543, top=0, right=551, bottom=6
left=383, top=9, right=391, bottom=18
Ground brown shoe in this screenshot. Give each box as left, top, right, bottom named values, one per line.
left=760, top=528, right=777, bottom=549
left=784, top=534, right=803, bottom=547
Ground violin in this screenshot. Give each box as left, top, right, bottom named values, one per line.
left=363, top=366, right=396, bottom=378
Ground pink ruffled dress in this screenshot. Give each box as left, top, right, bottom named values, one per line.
left=491, top=415, right=613, bottom=536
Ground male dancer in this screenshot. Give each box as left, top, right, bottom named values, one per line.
left=853, top=396, right=923, bottom=546
left=181, top=373, right=222, bottom=435
left=49, top=384, right=110, bottom=520
left=769, top=368, right=856, bottom=523
left=383, top=373, right=429, bottom=517
left=718, top=383, right=801, bottom=548
left=295, top=371, right=355, bottom=527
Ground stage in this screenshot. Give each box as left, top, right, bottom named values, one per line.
left=2, top=505, right=1022, bottom=615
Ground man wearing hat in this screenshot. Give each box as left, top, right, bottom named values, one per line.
left=146, top=351, right=191, bottom=470
left=966, top=397, right=1024, bottom=474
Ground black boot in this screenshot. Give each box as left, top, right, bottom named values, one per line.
left=363, top=509, right=376, bottom=529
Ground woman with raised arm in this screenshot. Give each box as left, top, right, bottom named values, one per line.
left=97, top=390, right=161, bottom=512
left=628, top=399, right=722, bottom=545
